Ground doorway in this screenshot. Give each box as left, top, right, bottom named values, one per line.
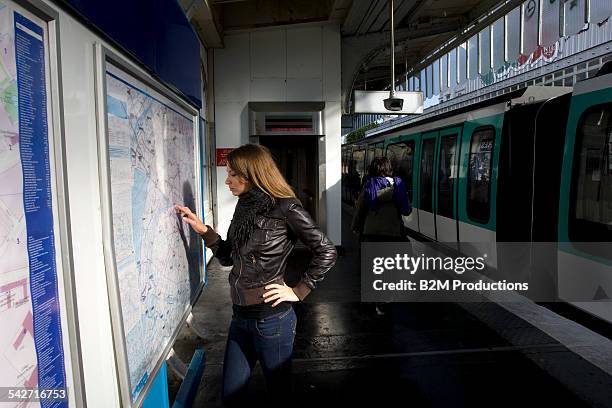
left=259, top=135, right=319, bottom=222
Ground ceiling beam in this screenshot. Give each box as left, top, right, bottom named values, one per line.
left=182, top=0, right=224, bottom=48
left=329, top=0, right=354, bottom=23
left=356, top=0, right=387, bottom=35
left=342, top=0, right=375, bottom=35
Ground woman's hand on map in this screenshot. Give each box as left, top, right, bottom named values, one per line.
left=174, top=205, right=208, bottom=235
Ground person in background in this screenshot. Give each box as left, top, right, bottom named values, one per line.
left=351, top=156, right=412, bottom=316
left=175, top=144, right=337, bottom=406
left=351, top=156, right=412, bottom=242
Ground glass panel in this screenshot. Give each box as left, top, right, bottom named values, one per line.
left=342, top=147, right=349, bottom=202
left=420, top=138, right=436, bottom=212
left=590, top=0, right=612, bottom=22
left=350, top=148, right=366, bottom=200
left=492, top=17, right=505, bottom=70
left=200, top=118, right=213, bottom=216
left=458, top=42, right=467, bottom=84
left=570, top=104, right=612, bottom=244
left=468, top=35, right=478, bottom=79
left=479, top=28, right=491, bottom=74
left=562, top=0, right=586, bottom=36
left=541, top=0, right=561, bottom=46
left=426, top=65, right=432, bottom=97
left=387, top=141, right=415, bottom=202
left=449, top=48, right=458, bottom=87
left=506, top=6, right=521, bottom=62
left=420, top=69, right=426, bottom=92
left=366, top=145, right=376, bottom=170
left=467, top=128, right=495, bottom=223
left=440, top=54, right=448, bottom=91
left=375, top=142, right=384, bottom=160
left=433, top=59, right=440, bottom=95
left=437, top=134, right=458, bottom=218
left=522, top=0, right=540, bottom=54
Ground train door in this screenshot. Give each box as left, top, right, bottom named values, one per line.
left=418, top=132, right=438, bottom=239
left=435, top=127, right=461, bottom=246
left=386, top=136, right=419, bottom=232
left=558, top=69, right=612, bottom=322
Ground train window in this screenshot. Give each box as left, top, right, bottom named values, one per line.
left=569, top=104, right=612, bottom=245
left=375, top=142, right=384, bottom=161
left=387, top=141, right=415, bottom=202
left=348, top=148, right=366, bottom=202
left=366, top=144, right=376, bottom=170
left=467, top=127, right=495, bottom=223
left=341, top=147, right=350, bottom=202
left=420, top=138, right=436, bottom=212
left=438, top=135, right=458, bottom=218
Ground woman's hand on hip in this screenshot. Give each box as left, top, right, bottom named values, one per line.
left=174, top=204, right=208, bottom=235
left=262, top=283, right=299, bottom=307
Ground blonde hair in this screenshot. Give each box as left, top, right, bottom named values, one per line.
left=227, top=144, right=296, bottom=201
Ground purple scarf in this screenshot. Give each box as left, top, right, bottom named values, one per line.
left=363, top=176, right=412, bottom=216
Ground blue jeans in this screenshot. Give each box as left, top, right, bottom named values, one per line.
left=221, top=307, right=297, bottom=405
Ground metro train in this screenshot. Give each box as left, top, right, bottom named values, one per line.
left=342, top=63, right=612, bottom=323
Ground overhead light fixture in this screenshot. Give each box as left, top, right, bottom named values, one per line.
left=383, top=0, right=403, bottom=111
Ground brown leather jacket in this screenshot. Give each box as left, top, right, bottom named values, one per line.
left=200, top=198, right=337, bottom=305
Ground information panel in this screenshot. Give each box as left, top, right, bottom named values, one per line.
left=104, top=63, right=202, bottom=404
left=0, top=3, right=68, bottom=407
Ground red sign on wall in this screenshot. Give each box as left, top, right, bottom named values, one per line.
left=216, top=148, right=234, bottom=166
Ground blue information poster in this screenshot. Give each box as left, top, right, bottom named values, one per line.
left=0, top=4, right=67, bottom=407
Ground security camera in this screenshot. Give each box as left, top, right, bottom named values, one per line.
left=383, top=96, right=404, bottom=111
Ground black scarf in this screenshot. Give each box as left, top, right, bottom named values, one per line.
left=227, top=188, right=274, bottom=249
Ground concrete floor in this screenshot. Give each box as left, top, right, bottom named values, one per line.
left=170, top=208, right=612, bottom=407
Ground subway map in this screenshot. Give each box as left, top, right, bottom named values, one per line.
left=0, top=2, right=39, bottom=405
left=105, top=67, right=201, bottom=402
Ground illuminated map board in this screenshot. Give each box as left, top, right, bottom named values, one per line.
left=102, top=62, right=203, bottom=405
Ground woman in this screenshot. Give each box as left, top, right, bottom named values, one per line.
left=351, top=156, right=412, bottom=242
left=175, top=144, right=337, bottom=405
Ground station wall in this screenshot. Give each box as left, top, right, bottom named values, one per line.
left=1, top=0, right=208, bottom=406
left=213, top=23, right=342, bottom=244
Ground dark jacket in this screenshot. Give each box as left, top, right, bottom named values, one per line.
left=352, top=179, right=405, bottom=237
left=200, top=198, right=337, bottom=305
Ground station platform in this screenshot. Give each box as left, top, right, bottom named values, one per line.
left=171, top=207, right=612, bottom=407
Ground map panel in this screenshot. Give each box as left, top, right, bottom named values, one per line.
left=1, top=3, right=67, bottom=407
left=105, top=65, right=201, bottom=403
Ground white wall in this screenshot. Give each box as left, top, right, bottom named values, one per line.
left=11, top=1, right=205, bottom=406
left=54, top=5, right=121, bottom=406
left=213, top=23, right=342, bottom=244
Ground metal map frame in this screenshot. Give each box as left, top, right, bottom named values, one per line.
left=94, top=43, right=204, bottom=408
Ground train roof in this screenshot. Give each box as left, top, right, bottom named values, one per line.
left=350, top=85, right=572, bottom=144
